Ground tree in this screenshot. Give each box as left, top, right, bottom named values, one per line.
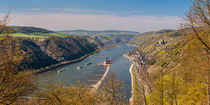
left=37, top=83, right=97, bottom=105
left=183, top=0, right=210, bottom=104
left=0, top=13, right=36, bottom=105
left=98, top=72, right=127, bottom=105
left=183, top=0, right=210, bottom=51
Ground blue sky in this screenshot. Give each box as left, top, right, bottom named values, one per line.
left=0, top=0, right=192, bottom=32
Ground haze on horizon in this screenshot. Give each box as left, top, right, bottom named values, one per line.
left=0, top=0, right=192, bottom=32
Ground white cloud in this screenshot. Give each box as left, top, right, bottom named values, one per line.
left=1, top=13, right=182, bottom=32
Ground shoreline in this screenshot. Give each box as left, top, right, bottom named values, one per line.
left=34, top=44, right=122, bottom=74
left=126, top=43, right=138, bottom=47
left=34, top=44, right=119, bottom=74
left=91, top=64, right=111, bottom=93
left=123, top=54, right=134, bottom=105
left=35, top=49, right=101, bottom=74
left=129, top=64, right=134, bottom=105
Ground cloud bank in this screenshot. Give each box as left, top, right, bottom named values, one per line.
left=1, top=13, right=182, bottom=32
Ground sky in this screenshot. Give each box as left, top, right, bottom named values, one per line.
left=0, top=0, right=192, bottom=32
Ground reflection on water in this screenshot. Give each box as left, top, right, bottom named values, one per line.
left=36, top=44, right=136, bottom=99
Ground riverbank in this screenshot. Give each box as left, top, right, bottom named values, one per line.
left=91, top=64, right=111, bottom=93
left=126, top=43, right=138, bottom=47
left=35, top=44, right=120, bottom=74
left=123, top=54, right=135, bottom=104
left=35, top=49, right=101, bottom=74
left=124, top=54, right=142, bottom=105
left=129, top=64, right=134, bottom=105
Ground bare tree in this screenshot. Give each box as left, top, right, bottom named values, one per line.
left=98, top=72, right=127, bottom=105
left=183, top=0, right=210, bottom=51
left=182, top=1, right=210, bottom=104
left=37, top=82, right=97, bottom=105
left=0, top=13, right=36, bottom=105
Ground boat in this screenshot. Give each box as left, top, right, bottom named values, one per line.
left=85, top=62, right=92, bottom=66
left=77, top=66, right=83, bottom=70
left=57, top=69, right=65, bottom=73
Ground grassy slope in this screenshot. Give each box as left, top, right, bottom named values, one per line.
left=0, top=26, right=70, bottom=38
left=0, top=32, right=69, bottom=38
left=129, top=29, right=176, bottom=45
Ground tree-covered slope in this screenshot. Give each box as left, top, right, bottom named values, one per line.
left=0, top=26, right=104, bottom=70
left=128, top=27, right=209, bottom=104
left=5, top=36, right=103, bottom=70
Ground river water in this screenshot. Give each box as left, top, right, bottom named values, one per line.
left=36, top=44, right=136, bottom=99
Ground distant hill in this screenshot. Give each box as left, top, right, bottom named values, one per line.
left=58, top=30, right=139, bottom=33
left=8, top=26, right=55, bottom=34
left=57, top=30, right=140, bottom=45
left=2, top=26, right=141, bottom=46
left=0, top=26, right=68, bottom=38
left=57, top=30, right=140, bottom=36
left=129, top=29, right=176, bottom=45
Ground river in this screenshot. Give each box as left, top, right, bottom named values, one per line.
left=36, top=44, right=136, bottom=99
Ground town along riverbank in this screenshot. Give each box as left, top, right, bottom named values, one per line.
left=124, top=49, right=153, bottom=105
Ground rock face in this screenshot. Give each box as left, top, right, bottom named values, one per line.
left=8, top=36, right=103, bottom=70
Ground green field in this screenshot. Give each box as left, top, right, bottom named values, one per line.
left=0, top=32, right=68, bottom=39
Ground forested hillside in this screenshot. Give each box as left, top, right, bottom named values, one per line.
left=128, top=0, right=210, bottom=104
left=8, top=26, right=55, bottom=34
left=129, top=27, right=209, bottom=105
left=0, top=26, right=103, bottom=71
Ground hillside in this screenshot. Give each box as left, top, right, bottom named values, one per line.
left=9, top=26, right=55, bottom=34
left=129, top=29, right=176, bottom=45
left=0, top=26, right=69, bottom=38
left=58, top=30, right=140, bottom=45
left=57, top=30, right=139, bottom=36
left=128, top=27, right=209, bottom=104
left=2, top=27, right=139, bottom=45
left=0, top=26, right=104, bottom=71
